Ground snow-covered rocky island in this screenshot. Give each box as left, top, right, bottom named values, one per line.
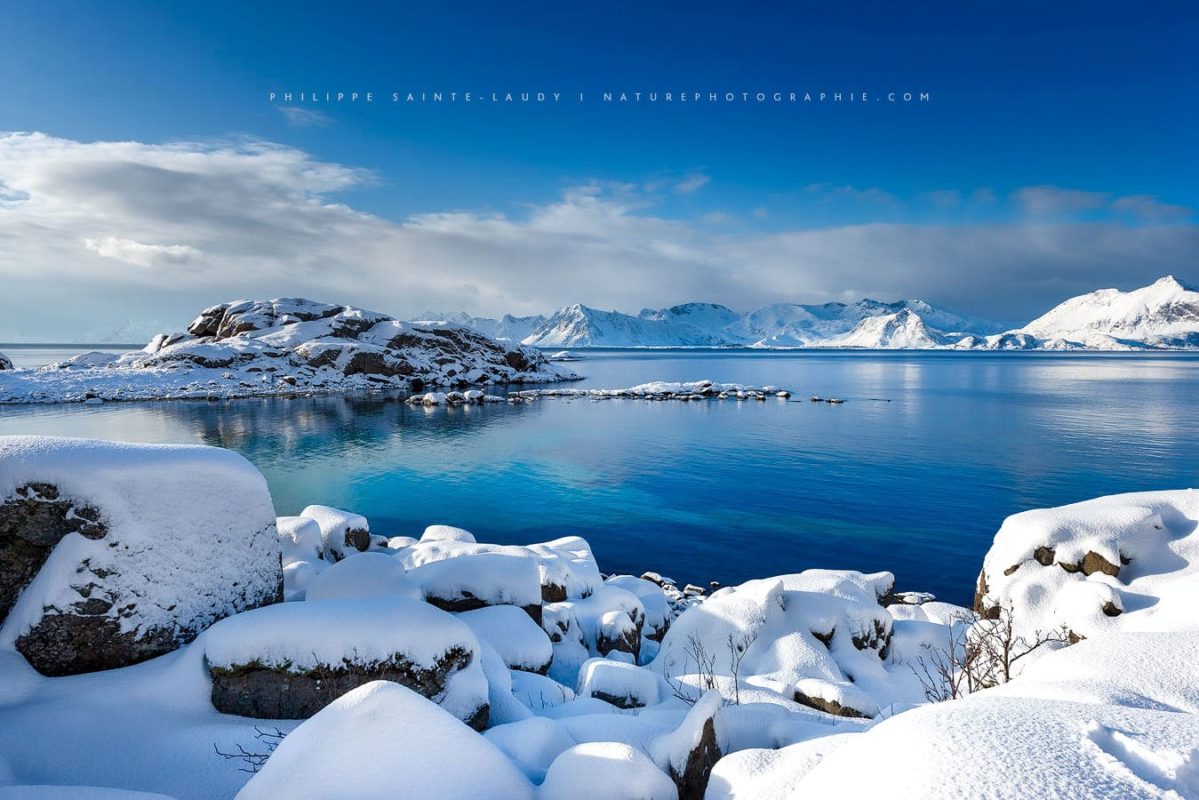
left=0, top=298, right=579, bottom=404
left=0, top=435, right=1195, bottom=798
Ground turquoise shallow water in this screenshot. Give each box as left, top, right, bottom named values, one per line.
left=1, top=349, right=1197, bottom=605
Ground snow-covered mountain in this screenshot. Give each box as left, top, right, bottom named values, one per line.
left=520, top=298, right=1001, bottom=348
left=417, top=312, right=547, bottom=343
left=428, top=276, right=1199, bottom=350
left=524, top=304, right=738, bottom=347
left=1006, top=275, right=1199, bottom=349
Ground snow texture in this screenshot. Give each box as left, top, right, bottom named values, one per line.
left=538, top=742, right=677, bottom=800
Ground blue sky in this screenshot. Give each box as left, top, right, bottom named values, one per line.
left=0, top=1, right=1196, bottom=337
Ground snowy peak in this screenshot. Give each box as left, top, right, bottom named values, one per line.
left=524, top=304, right=737, bottom=347
left=1016, top=275, right=1199, bottom=348
left=823, top=308, right=949, bottom=349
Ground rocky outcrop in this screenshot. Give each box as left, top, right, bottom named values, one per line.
left=139, top=298, right=578, bottom=391
left=0, top=351, right=12, bottom=370
left=0, top=437, right=283, bottom=676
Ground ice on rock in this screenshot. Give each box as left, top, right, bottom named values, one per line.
left=484, top=717, right=577, bottom=784
left=420, top=524, right=477, bottom=543
left=0, top=436, right=282, bottom=676
left=298, top=504, right=371, bottom=562
left=458, top=605, right=554, bottom=674
left=576, top=658, right=669, bottom=709
left=974, top=489, right=1199, bottom=644
left=236, top=682, right=534, bottom=800
left=303, top=552, right=421, bottom=603
left=202, top=597, right=488, bottom=725
left=538, top=743, right=677, bottom=800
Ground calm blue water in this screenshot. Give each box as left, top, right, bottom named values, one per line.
left=1, top=349, right=1197, bottom=606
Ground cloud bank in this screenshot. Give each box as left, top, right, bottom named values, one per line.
left=0, top=131, right=1194, bottom=340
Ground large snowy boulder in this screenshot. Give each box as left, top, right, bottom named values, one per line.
left=408, top=551, right=544, bottom=623
left=203, top=597, right=489, bottom=727
left=298, top=505, right=372, bottom=562
left=457, top=605, right=553, bottom=674
left=974, top=489, right=1199, bottom=642
left=236, top=681, right=534, bottom=800
left=0, top=436, right=281, bottom=676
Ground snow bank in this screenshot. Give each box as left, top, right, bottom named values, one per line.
left=0, top=436, right=281, bottom=676
left=0, top=298, right=578, bottom=404
left=236, top=681, right=534, bottom=800
left=538, top=743, right=677, bottom=800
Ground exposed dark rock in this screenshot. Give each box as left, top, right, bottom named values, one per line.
left=16, top=614, right=180, bottom=678
left=209, top=647, right=488, bottom=728
left=541, top=582, right=567, bottom=603
left=793, top=689, right=870, bottom=719
left=342, top=527, right=372, bottom=557
left=811, top=628, right=835, bottom=648
left=422, top=593, right=543, bottom=627
left=1101, top=601, right=1123, bottom=617
left=670, top=713, right=723, bottom=800
left=1033, top=546, right=1056, bottom=566
left=591, top=690, right=645, bottom=710
left=0, top=483, right=107, bottom=624
left=1080, top=551, right=1120, bottom=578
left=972, top=568, right=1001, bottom=619
left=596, top=616, right=643, bottom=662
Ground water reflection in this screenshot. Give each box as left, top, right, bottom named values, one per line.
left=0, top=351, right=1196, bottom=606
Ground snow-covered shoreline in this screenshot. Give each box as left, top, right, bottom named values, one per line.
left=1, top=436, right=1196, bottom=797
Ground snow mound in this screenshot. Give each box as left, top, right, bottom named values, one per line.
left=409, top=551, right=543, bottom=618
left=0, top=436, right=281, bottom=676
left=236, top=681, right=534, bottom=800
left=303, top=552, right=421, bottom=603
left=538, top=742, right=677, bottom=800
left=975, top=489, right=1199, bottom=643
left=203, top=597, right=487, bottom=724
left=0, top=297, right=578, bottom=404
left=420, top=524, right=477, bottom=543
left=458, top=605, right=553, bottom=673
left=484, top=717, right=576, bottom=784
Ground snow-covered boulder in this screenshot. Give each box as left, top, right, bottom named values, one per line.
left=539, top=742, right=677, bottom=800
left=409, top=551, right=544, bottom=622
left=974, top=490, right=1199, bottom=642
left=203, top=597, right=489, bottom=727
left=576, top=658, right=669, bottom=709
left=604, top=574, right=672, bottom=643
left=303, top=552, right=421, bottom=603
left=651, top=570, right=904, bottom=717
left=0, top=436, right=281, bottom=676
left=0, top=352, right=12, bottom=371
left=236, top=681, right=534, bottom=800
left=649, top=691, right=726, bottom=800
left=298, top=505, right=371, bottom=562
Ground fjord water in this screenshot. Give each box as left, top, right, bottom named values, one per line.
left=1, top=349, right=1196, bottom=605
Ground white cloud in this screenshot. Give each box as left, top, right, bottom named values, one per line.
left=1013, top=185, right=1109, bottom=216
left=276, top=106, right=333, bottom=128
left=83, top=236, right=200, bottom=267
left=674, top=172, right=710, bottom=194
left=0, top=131, right=1194, bottom=339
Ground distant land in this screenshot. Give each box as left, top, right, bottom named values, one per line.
left=422, top=276, right=1199, bottom=351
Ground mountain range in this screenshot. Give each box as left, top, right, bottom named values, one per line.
left=421, top=276, right=1199, bottom=350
